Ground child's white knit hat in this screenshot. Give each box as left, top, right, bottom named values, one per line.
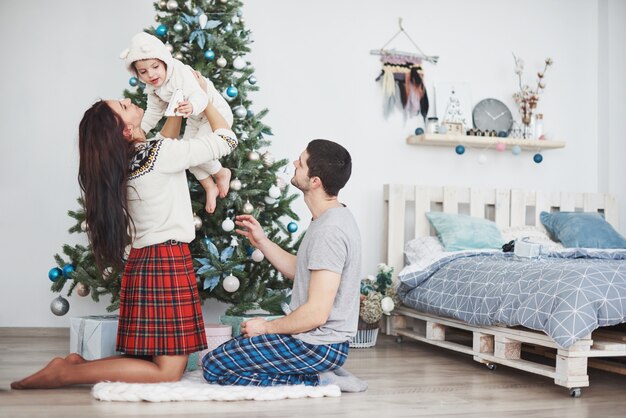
left=120, top=32, right=174, bottom=78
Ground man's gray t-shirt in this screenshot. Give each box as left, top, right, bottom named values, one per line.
left=290, top=206, right=361, bottom=345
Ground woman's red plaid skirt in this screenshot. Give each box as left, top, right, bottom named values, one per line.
left=116, top=241, right=207, bottom=356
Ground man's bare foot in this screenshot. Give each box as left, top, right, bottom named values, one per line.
left=213, top=168, right=231, bottom=198
left=10, top=357, right=68, bottom=389
left=199, top=176, right=219, bottom=214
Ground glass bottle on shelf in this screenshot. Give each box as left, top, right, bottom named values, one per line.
left=426, top=117, right=439, bottom=134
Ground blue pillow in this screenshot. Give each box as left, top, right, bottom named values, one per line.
left=425, top=212, right=504, bottom=252
left=540, top=211, right=626, bottom=249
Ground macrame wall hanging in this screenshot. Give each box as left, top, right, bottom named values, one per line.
left=371, top=19, right=438, bottom=120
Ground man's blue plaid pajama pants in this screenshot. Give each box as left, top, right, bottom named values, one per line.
left=201, top=333, right=349, bottom=386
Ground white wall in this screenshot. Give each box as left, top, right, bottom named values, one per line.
left=1, top=0, right=623, bottom=327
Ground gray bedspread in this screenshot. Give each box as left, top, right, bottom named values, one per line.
left=398, top=249, right=626, bottom=348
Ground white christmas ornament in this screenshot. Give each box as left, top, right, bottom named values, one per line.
left=242, top=201, right=254, bottom=214
left=166, top=0, right=178, bottom=11
left=264, top=196, right=276, bottom=205
left=234, top=106, right=247, bottom=118
left=165, top=43, right=174, bottom=53
left=222, top=218, right=235, bottom=232
left=193, top=215, right=203, bottom=230
left=261, top=151, right=275, bottom=167
left=230, top=178, right=242, bottom=191
left=80, top=220, right=88, bottom=232
left=248, top=151, right=260, bottom=161
left=381, top=297, right=395, bottom=315
left=233, top=56, right=246, bottom=70
left=268, top=185, right=281, bottom=199
left=222, top=274, right=240, bottom=292
left=216, top=57, right=227, bottom=68
left=276, top=177, right=288, bottom=191
left=198, top=13, right=208, bottom=29
left=251, top=249, right=265, bottom=262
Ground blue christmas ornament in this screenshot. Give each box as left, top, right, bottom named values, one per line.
left=247, top=76, right=257, bottom=85
left=156, top=24, right=168, bottom=37
left=62, top=264, right=75, bottom=278
left=204, top=49, right=215, bottom=60
left=455, top=145, right=465, bottom=155
left=226, top=85, right=238, bottom=98
left=48, top=267, right=62, bottom=282
left=497, top=131, right=508, bottom=138
left=511, top=145, right=522, bottom=156
left=287, top=222, right=298, bottom=233
left=246, top=110, right=254, bottom=118
left=414, top=127, right=424, bottom=135
left=533, top=153, right=543, bottom=163
left=129, top=77, right=138, bottom=87
left=139, top=82, right=146, bottom=89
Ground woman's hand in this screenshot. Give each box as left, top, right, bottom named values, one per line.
left=235, top=215, right=267, bottom=248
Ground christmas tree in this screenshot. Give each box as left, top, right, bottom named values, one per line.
left=49, top=0, right=300, bottom=316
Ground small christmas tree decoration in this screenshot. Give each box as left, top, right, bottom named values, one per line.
left=174, top=52, right=184, bottom=60
left=276, top=177, right=288, bottom=191
left=222, top=274, right=240, bottom=293
left=48, top=267, right=62, bottom=282
left=204, top=49, right=215, bottom=60
left=129, top=77, right=139, bottom=86
left=229, top=178, right=242, bottom=191
left=165, top=43, right=174, bottom=53
left=156, top=24, right=168, bottom=37
left=76, top=282, right=90, bottom=297
left=261, top=151, right=275, bottom=167
left=193, top=214, right=203, bottom=230
left=50, top=296, right=70, bottom=316
left=159, top=0, right=167, bottom=8
left=234, top=106, right=247, bottom=118
left=264, top=196, right=276, bottom=205
left=268, top=185, right=281, bottom=199
left=198, top=13, right=208, bottom=29
left=455, top=145, right=465, bottom=155
left=248, top=151, right=260, bottom=161
left=533, top=153, right=543, bottom=163
left=166, top=0, right=178, bottom=10
left=226, top=85, right=238, bottom=98
left=80, top=220, right=88, bottom=231
left=242, top=201, right=254, bottom=214
left=62, top=263, right=75, bottom=278
left=511, top=145, right=522, bottom=155
left=251, top=249, right=264, bottom=262
left=495, top=142, right=506, bottom=152
left=216, top=57, right=227, bottom=67
left=223, top=23, right=233, bottom=32
left=233, top=56, right=246, bottom=70
left=287, top=222, right=298, bottom=233
left=247, top=76, right=257, bottom=85
left=173, top=22, right=184, bottom=32
left=221, top=218, right=235, bottom=232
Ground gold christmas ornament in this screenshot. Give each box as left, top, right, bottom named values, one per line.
left=76, top=282, right=90, bottom=297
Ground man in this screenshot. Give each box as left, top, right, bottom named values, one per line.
left=201, top=139, right=366, bottom=392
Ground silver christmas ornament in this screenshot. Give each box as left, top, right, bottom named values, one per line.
left=174, top=52, right=184, bottom=60
left=80, top=220, right=88, bottom=232
left=230, top=178, right=242, bottom=191
left=234, top=106, right=247, bottom=119
left=268, top=185, right=281, bottom=199
left=193, top=215, right=203, bottom=230
left=248, top=151, right=260, bottom=161
left=242, top=201, right=254, bottom=214
left=264, top=196, right=276, bottom=205
left=216, top=57, right=227, bottom=68
left=166, top=0, right=178, bottom=11
left=233, top=56, right=246, bottom=70
left=261, top=151, right=275, bottom=167
left=76, top=283, right=90, bottom=297
left=50, top=296, right=70, bottom=316
left=251, top=248, right=265, bottom=262
left=174, top=22, right=184, bottom=32
left=159, top=0, right=167, bottom=8
left=222, top=218, right=235, bottom=232
left=222, top=274, right=240, bottom=292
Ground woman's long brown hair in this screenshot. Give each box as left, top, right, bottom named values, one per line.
left=78, top=101, right=135, bottom=272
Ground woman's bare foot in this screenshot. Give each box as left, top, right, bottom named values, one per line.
left=10, top=357, right=68, bottom=389
left=213, top=167, right=231, bottom=198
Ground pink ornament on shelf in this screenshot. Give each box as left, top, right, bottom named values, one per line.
left=495, top=142, right=507, bottom=152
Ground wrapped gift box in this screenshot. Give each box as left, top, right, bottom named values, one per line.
left=197, top=323, right=232, bottom=365
left=69, top=315, right=120, bottom=360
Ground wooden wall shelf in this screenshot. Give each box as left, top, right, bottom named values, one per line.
left=406, top=134, right=566, bottom=151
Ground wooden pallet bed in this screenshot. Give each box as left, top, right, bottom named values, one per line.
left=382, top=184, right=626, bottom=397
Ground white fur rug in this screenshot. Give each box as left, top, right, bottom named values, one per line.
left=92, top=370, right=341, bottom=402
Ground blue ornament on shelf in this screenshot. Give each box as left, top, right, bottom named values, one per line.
left=455, top=145, right=465, bottom=155
left=204, top=49, right=215, bottom=60
left=62, top=264, right=75, bottom=278
left=414, top=127, right=424, bottom=135
left=48, top=267, right=62, bottom=282
left=247, top=76, right=257, bottom=85
left=156, top=24, right=168, bottom=37
left=129, top=77, right=138, bottom=87
left=226, top=85, right=238, bottom=98
left=497, top=131, right=508, bottom=138
left=287, top=222, right=298, bottom=233
left=511, top=145, right=522, bottom=156
left=533, top=153, right=543, bottom=163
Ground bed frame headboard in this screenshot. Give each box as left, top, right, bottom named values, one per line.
left=384, top=184, right=619, bottom=280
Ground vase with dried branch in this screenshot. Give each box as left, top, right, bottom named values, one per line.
left=512, top=54, right=553, bottom=138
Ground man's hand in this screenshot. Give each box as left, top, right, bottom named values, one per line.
left=235, top=215, right=268, bottom=248
left=176, top=100, right=193, bottom=117
left=240, top=317, right=268, bottom=338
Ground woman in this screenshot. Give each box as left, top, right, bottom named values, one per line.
left=11, top=74, right=236, bottom=389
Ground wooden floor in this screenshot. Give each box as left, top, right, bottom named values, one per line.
left=2, top=329, right=626, bottom=417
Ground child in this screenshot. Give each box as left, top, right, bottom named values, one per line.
left=120, top=32, right=234, bottom=213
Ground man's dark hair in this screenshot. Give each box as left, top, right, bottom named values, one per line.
left=305, top=139, right=352, bottom=197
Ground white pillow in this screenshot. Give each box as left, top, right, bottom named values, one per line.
left=500, top=225, right=564, bottom=250
left=404, top=236, right=444, bottom=266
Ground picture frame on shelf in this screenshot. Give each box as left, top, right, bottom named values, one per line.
left=435, top=82, right=472, bottom=131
